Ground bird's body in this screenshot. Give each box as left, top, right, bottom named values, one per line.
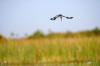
left=50, top=14, right=73, bottom=21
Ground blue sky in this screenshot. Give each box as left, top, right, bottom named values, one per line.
left=0, top=0, right=100, bottom=38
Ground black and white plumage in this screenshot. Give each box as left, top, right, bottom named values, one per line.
left=50, top=14, right=73, bottom=21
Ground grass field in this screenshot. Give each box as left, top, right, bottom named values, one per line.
left=0, top=29, right=100, bottom=66
left=0, top=36, right=100, bottom=66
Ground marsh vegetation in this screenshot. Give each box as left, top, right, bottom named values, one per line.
left=0, top=28, right=100, bottom=66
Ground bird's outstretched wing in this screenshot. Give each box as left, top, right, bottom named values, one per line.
left=50, top=14, right=62, bottom=20
left=50, top=17, right=56, bottom=20
left=66, top=17, right=74, bottom=19
left=50, top=15, right=60, bottom=20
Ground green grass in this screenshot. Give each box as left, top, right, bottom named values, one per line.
left=0, top=36, right=100, bottom=66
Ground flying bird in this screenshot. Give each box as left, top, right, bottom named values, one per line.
left=50, top=14, right=73, bottom=21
